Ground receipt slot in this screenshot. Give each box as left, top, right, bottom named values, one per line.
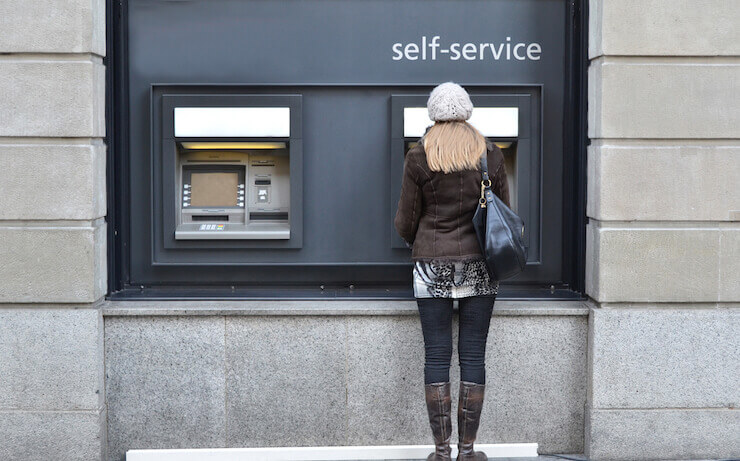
left=158, top=94, right=303, bottom=247
left=390, top=92, right=539, bottom=255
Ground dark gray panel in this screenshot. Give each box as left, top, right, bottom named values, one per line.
left=125, top=0, right=567, bottom=286
left=128, top=0, right=564, bottom=85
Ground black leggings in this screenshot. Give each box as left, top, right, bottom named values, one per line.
left=417, top=295, right=496, bottom=385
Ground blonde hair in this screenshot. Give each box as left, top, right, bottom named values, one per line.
left=422, top=121, right=487, bottom=173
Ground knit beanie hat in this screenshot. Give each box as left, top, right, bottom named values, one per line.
left=426, top=81, right=474, bottom=122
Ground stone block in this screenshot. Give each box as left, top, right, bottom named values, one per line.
left=0, top=0, right=105, bottom=55
left=0, top=409, right=103, bottom=461
left=590, top=308, right=740, bottom=409
left=0, top=308, right=103, bottom=411
left=720, top=229, right=740, bottom=301
left=225, top=316, right=347, bottom=447
left=589, top=0, right=740, bottom=58
left=586, top=222, right=721, bottom=302
left=586, top=408, right=740, bottom=460
left=486, top=316, right=588, bottom=454
left=0, top=142, right=106, bottom=220
left=587, top=143, right=740, bottom=221
left=104, top=316, right=226, bottom=461
left=589, top=59, right=740, bottom=139
left=0, top=59, right=105, bottom=137
left=0, top=223, right=106, bottom=303
left=345, top=315, right=428, bottom=445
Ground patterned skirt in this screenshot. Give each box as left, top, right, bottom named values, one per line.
left=413, top=258, right=499, bottom=298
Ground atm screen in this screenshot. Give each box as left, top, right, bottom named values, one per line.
left=190, top=172, right=239, bottom=207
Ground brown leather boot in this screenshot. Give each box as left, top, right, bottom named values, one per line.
left=456, top=381, right=487, bottom=461
left=424, top=381, right=453, bottom=461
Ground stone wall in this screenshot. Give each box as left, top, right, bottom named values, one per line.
left=585, top=1, right=740, bottom=459
left=0, top=0, right=107, bottom=460
left=102, top=302, right=589, bottom=461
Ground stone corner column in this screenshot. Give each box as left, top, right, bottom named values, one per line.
left=585, top=1, right=740, bottom=460
left=0, top=0, right=108, bottom=460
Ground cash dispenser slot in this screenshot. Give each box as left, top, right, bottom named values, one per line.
left=192, top=215, right=230, bottom=222
left=250, top=211, right=289, bottom=221
left=173, top=107, right=292, bottom=240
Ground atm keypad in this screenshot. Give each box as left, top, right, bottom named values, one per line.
left=183, top=184, right=191, bottom=207
left=238, top=184, right=245, bottom=207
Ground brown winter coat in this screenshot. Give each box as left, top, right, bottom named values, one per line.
left=394, top=137, right=510, bottom=261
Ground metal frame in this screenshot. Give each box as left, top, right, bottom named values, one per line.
left=105, top=0, right=589, bottom=299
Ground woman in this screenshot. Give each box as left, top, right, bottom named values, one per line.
left=394, top=82, right=510, bottom=461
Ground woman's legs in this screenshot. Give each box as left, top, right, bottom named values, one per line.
left=417, top=297, right=454, bottom=384
left=456, top=294, right=495, bottom=460
left=457, top=295, right=495, bottom=384
left=418, top=297, right=455, bottom=460
left=417, top=294, right=495, bottom=384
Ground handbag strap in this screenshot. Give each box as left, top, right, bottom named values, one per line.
left=480, top=149, right=490, bottom=181
left=479, top=149, right=492, bottom=207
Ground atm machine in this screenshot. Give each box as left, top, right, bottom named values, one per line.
left=163, top=103, right=299, bottom=241
left=173, top=107, right=291, bottom=240
left=391, top=94, right=531, bottom=250
left=174, top=140, right=290, bottom=240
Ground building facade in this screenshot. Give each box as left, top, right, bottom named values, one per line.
left=0, top=1, right=737, bottom=460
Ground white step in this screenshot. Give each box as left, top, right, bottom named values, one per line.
left=127, top=443, right=539, bottom=460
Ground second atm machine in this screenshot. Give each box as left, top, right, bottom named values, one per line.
left=390, top=93, right=538, bottom=253
left=174, top=107, right=291, bottom=240
left=157, top=94, right=303, bottom=248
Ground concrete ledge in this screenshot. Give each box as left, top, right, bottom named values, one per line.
left=589, top=0, right=740, bottom=58
left=101, top=300, right=592, bottom=316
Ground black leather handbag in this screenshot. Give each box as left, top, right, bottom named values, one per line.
left=472, top=152, right=528, bottom=281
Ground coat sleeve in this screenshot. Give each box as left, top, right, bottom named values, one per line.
left=490, top=147, right=511, bottom=209
left=394, top=155, right=423, bottom=245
